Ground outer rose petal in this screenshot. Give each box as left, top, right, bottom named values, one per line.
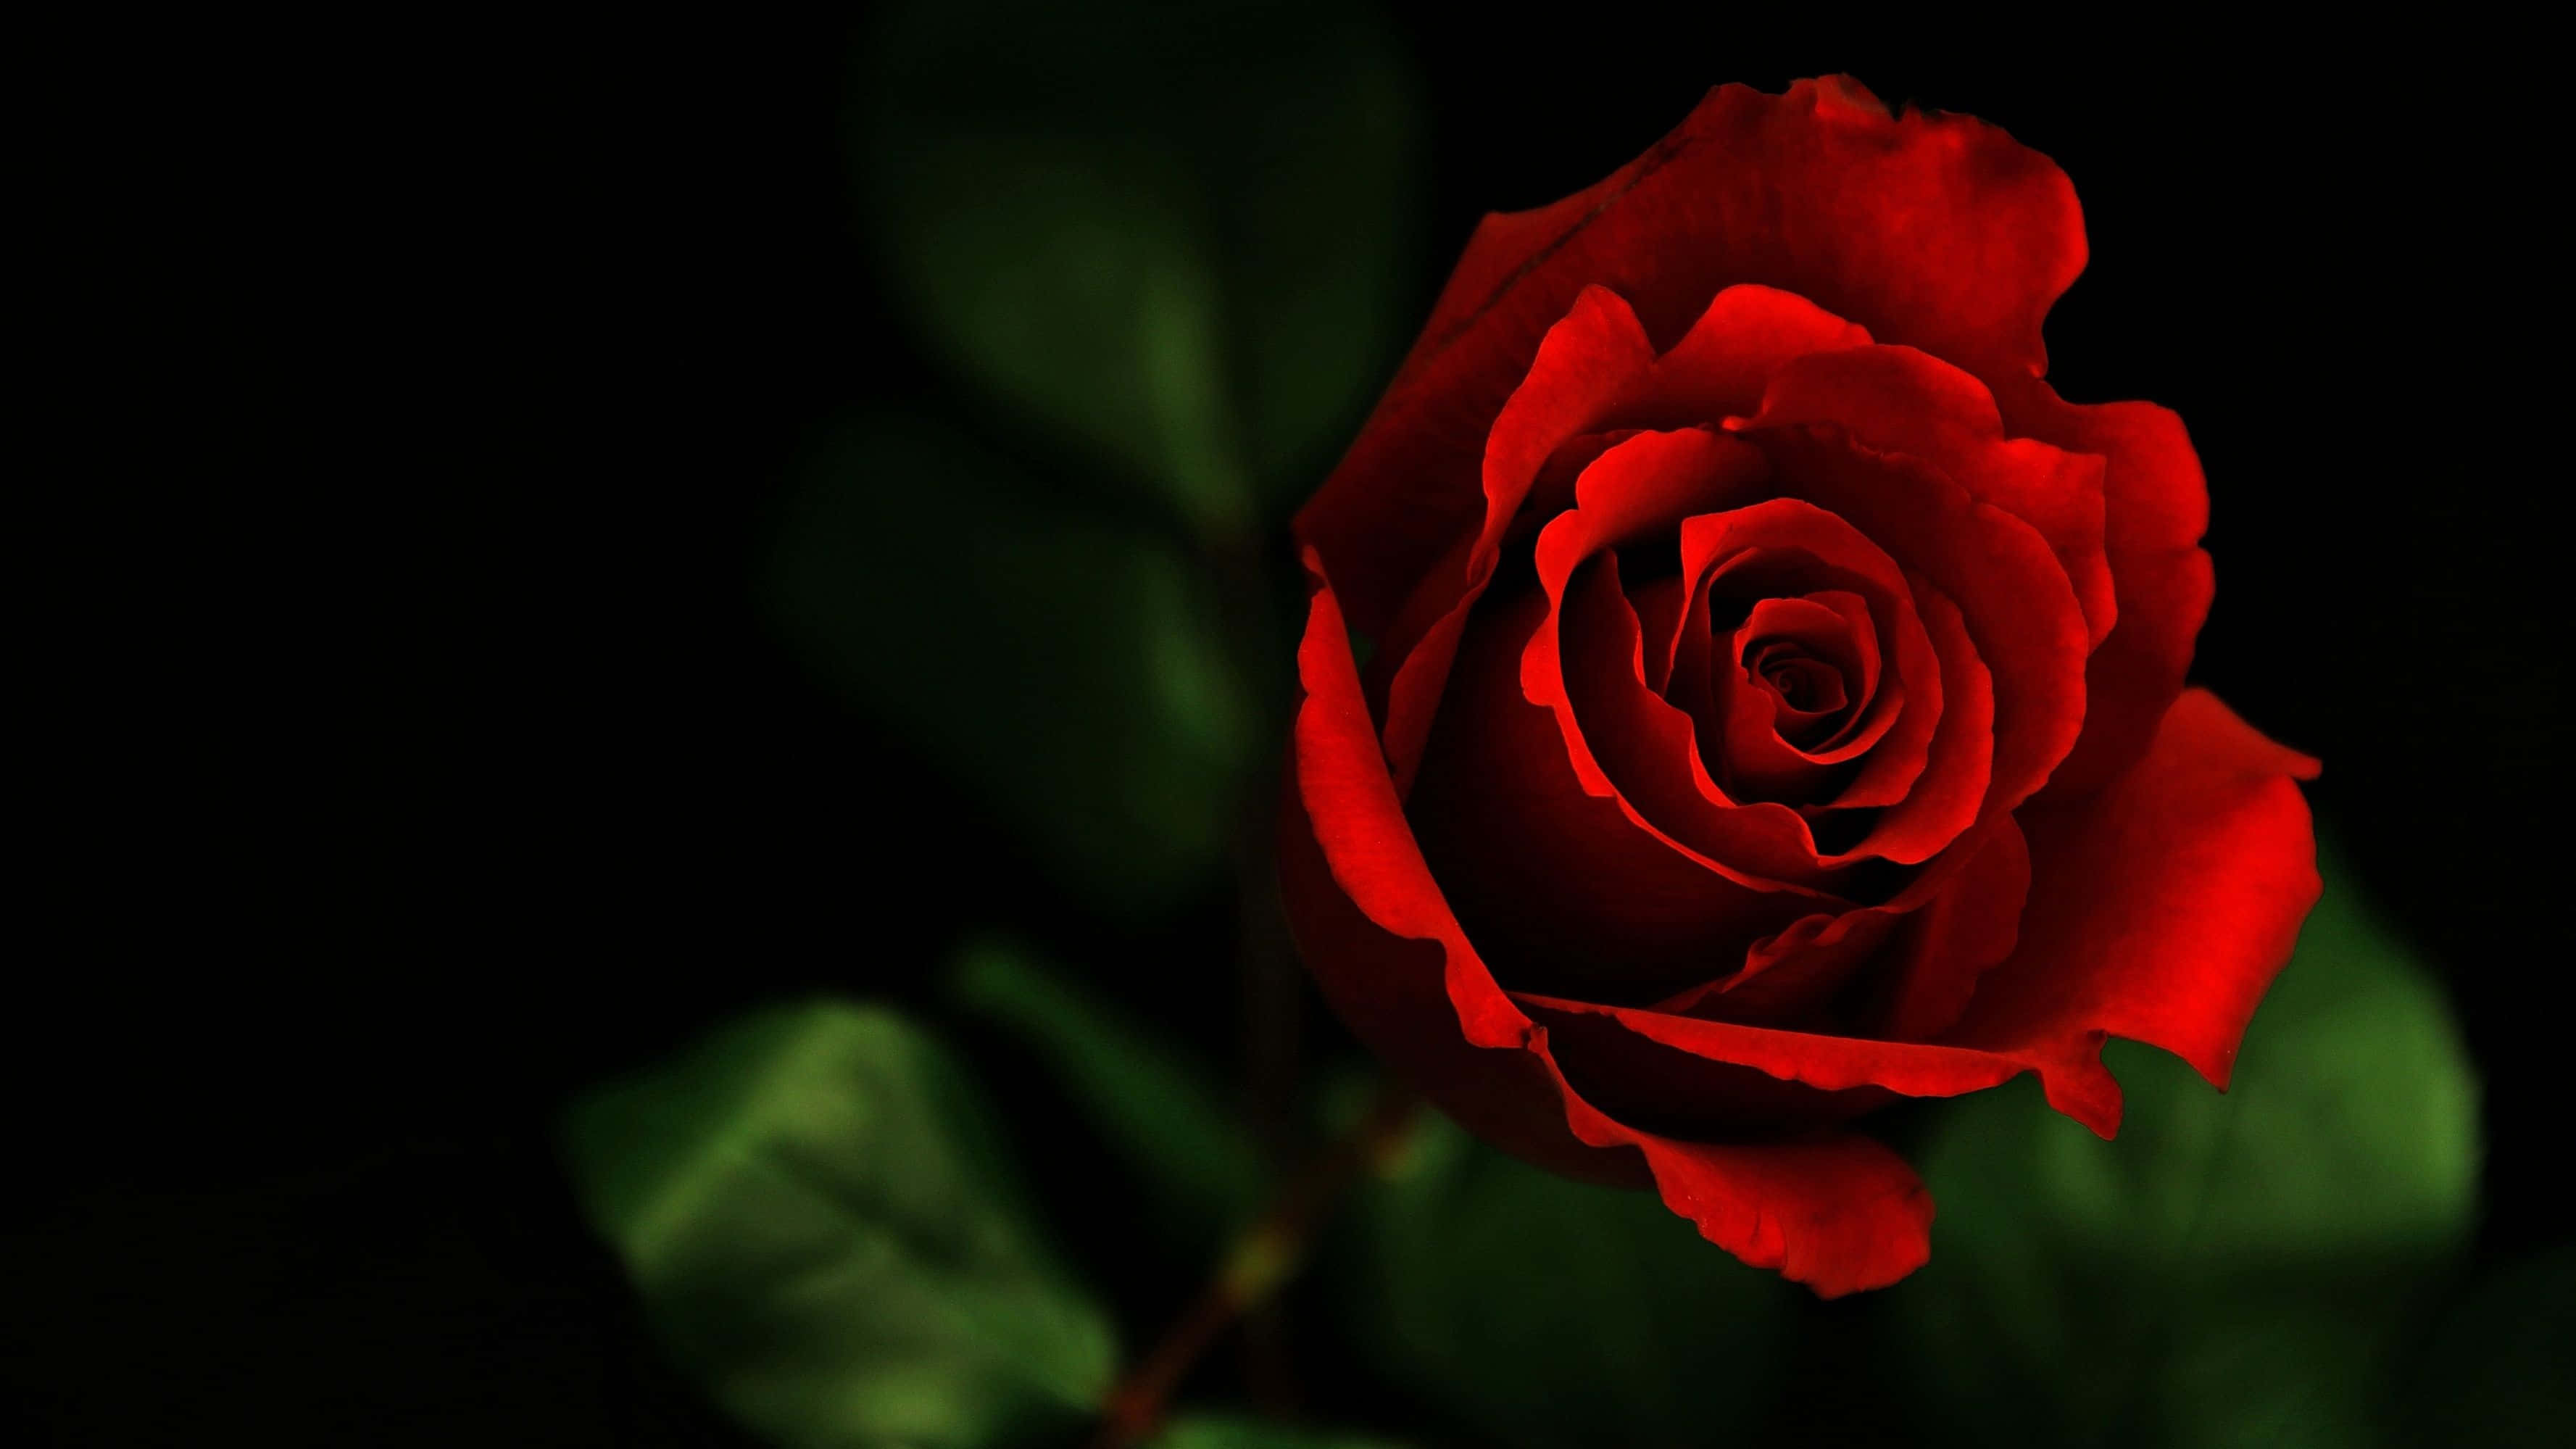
left=1874, top=817, right=2032, bottom=1042
left=1297, top=75, right=2083, bottom=637
left=1279, top=774, right=1627, bottom=1185
left=1280, top=547, right=1935, bottom=1293
left=1571, top=1128, right=1932, bottom=1297
left=1374, top=288, right=1665, bottom=794
left=1998, top=381, right=2216, bottom=797
left=1511, top=828, right=2038, bottom=1108
left=1501, top=685, right=2318, bottom=1144
left=1947, top=686, right=2322, bottom=1111
left=1748, top=345, right=2114, bottom=649
left=1418, top=587, right=1809, bottom=1003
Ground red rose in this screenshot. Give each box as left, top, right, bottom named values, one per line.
left=1277, top=76, right=2322, bottom=1295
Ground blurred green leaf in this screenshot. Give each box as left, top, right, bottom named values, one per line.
left=1148, top=1414, right=1413, bottom=1449
left=947, top=934, right=1263, bottom=1250
left=765, top=407, right=1252, bottom=914
left=2401, top=1244, right=2575, bottom=1448
left=1334, top=1108, right=1790, bottom=1449
left=561, top=1000, right=1117, bottom=1449
left=856, top=0, right=1421, bottom=535
left=1890, top=850, right=2482, bottom=1448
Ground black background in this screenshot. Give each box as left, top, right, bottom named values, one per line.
left=17, top=10, right=2560, bottom=1445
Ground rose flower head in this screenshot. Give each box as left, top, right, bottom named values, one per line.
left=1277, top=76, right=2322, bottom=1295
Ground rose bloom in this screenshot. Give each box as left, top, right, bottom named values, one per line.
left=1277, top=76, right=2321, bottom=1295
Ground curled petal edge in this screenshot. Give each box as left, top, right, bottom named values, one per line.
left=1284, top=545, right=1932, bottom=1294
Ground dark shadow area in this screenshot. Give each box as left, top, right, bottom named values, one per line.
left=16, top=9, right=2558, bottom=1444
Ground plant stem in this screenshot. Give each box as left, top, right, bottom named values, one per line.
left=1092, top=1081, right=1416, bottom=1448
left=1201, top=514, right=1306, bottom=1417
left=1234, top=803, right=1306, bottom=1414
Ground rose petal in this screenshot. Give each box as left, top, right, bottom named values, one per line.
left=1870, top=815, right=2032, bottom=1041
left=1501, top=687, right=2317, bottom=1144
left=1419, top=586, right=1808, bottom=1002
left=1946, top=686, right=2322, bottom=1109
left=1554, top=554, right=1839, bottom=888
left=1527, top=994, right=1899, bottom=1135
left=1998, top=383, right=2216, bottom=797
left=1628, top=573, right=1689, bottom=692
left=1642, top=815, right=2015, bottom=1023
left=1624, top=283, right=1876, bottom=425
left=1513, top=691, right=2317, bottom=1142
left=1596, top=1132, right=1933, bottom=1298
left=1843, top=580, right=1995, bottom=863
left=1753, top=649, right=1853, bottom=738
left=1295, top=75, right=2083, bottom=638
left=1750, top=344, right=2114, bottom=649
left=1282, top=545, right=1938, bottom=1293
left=1374, top=286, right=1881, bottom=793
left=1501, top=428, right=1648, bottom=557
left=1711, top=594, right=1878, bottom=799
left=1280, top=765, right=1627, bottom=1186
left=1374, top=288, right=1666, bottom=793
left=1511, top=988, right=2026, bottom=1107
left=1525, top=438, right=1891, bottom=889
left=1754, top=591, right=1878, bottom=734
left=1666, top=906, right=1902, bottom=1026
left=1508, top=701, right=2298, bottom=1133
left=1666, top=502, right=1990, bottom=865
left=1285, top=552, right=1534, bottom=1053
left=1742, top=424, right=2087, bottom=813
left=1673, top=502, right=1932, bottom=810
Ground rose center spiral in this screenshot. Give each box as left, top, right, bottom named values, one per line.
left=1749, top=641, right=1848, bottom=727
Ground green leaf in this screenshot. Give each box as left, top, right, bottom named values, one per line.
left=1148, top=1414, right=1413, bottom=1449
left=1334, top=1108, right=1791, bottom=1449
left=855, top=0, right=1421, bottom=534
left=764, top=407, right=1252, bottom=914
left=1890, top=849, right=2482, bottom=1448
left=946, top=934, right=1263, bottom=1250
left=561, top=1000, right=1118, bottom=1449
left=2401, top=1245, right=2576, bottom=1448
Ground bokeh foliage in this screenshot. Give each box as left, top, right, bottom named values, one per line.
left=1890, top=850, right=2483, bottom=1448
left=2402, top=1244, right=2575, bottom=1448
left=764, top=409, right=1250, bottom=915
left=560, top=1002, right=1116, bottom=1449
left=564, top=855, right=2497, bottom=1448
left=945, top=936, right=1263, bottom=1256
left=856, top=0, right=1420, bottom=536
left=1335, top=1109, right=1791, bottom=1448
left=773, top=0, right=1421, bottom=916
left=562, top=997, right=1410, bottom=1449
